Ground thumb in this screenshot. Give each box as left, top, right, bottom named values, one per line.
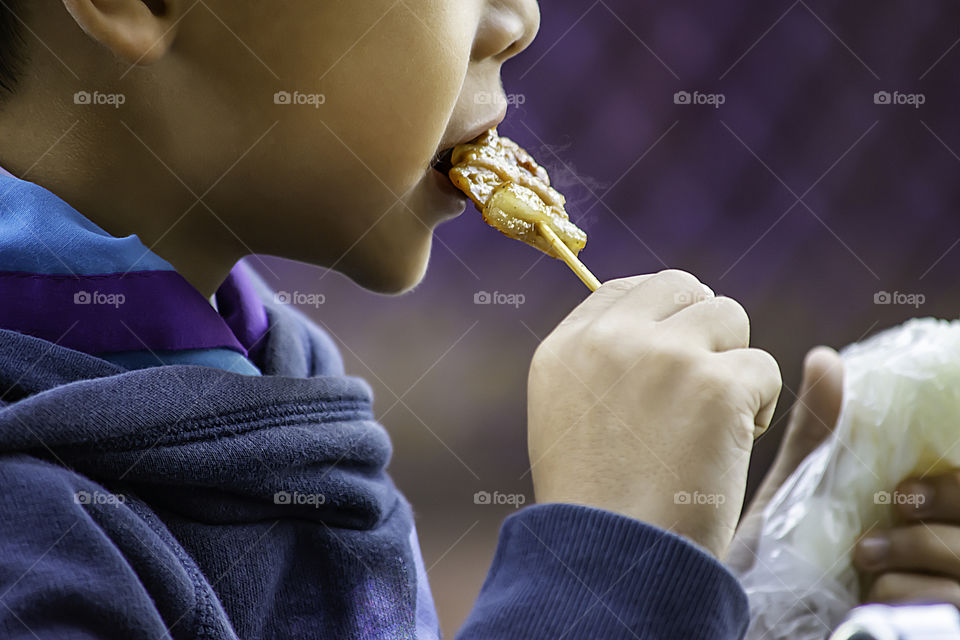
left=773, top=345, right=844, bottom=478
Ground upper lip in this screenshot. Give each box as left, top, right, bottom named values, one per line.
left=437, top=105, right=508, bottom=156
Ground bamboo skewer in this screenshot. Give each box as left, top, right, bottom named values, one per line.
left=535, top=221, right=602, bottom=292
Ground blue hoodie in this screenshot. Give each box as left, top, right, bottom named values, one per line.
left=0, top=172, right=750, bottom=639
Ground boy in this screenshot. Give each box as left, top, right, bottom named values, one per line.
left=0, top=1, right=781, bottom=638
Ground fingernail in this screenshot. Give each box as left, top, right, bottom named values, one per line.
left=857, top=536, right=889, bottom=569
left=899, top=481, right=934, bottom=515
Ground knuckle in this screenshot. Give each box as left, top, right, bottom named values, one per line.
left=598, top=275, right=645, bottom=292
left=752, top=349, right=783, bottom=387
left=656, top=269, right=704, bottom=293
left=656, top=268, right=695, bottom=280
left=713, top=296, right=750, bottom=330
left=580, top=315, right=619, bottom=350
left=704, top=297, right=750, bottom=346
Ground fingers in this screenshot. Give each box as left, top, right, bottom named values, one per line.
left=894, top=471, right=960, bottom=524
left=775, top=346, right=844, bottom=474
left=865, top=571, right=960, bottom=607
left=715, top=347, right=782, bottom=438
left=663, top=296, right=750, bottom=352
left=854, top=524, right=960, bottom=579
left=854, top=480, right=960, bottom=608
left=570, top=270, right=748, bottom=352
left=609, top=269, right=715, bottom=323
left=555, top=274, right=656, bottom=331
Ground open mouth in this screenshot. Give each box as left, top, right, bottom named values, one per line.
left=430, top=147, right=455, bottom=175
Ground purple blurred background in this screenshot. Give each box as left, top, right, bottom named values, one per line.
left=253, top=1, right=960, bottom=634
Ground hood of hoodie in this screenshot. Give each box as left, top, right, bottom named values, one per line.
left=0, top=273, right=397, bottom=531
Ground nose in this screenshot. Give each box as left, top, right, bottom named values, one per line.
left=473, top=0, right=541, bottom=63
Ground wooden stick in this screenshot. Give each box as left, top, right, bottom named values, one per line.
left=535, top=221, right=602, bottom=292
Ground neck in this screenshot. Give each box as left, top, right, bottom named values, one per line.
left=0, top=122, right=245, bottom=300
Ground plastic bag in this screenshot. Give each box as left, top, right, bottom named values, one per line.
left=738, top=318, right=960, bottom=639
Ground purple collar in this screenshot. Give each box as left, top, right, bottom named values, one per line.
left=215, top=263, right=270, bottom=359
left=0, top=168, right=268, bottom=359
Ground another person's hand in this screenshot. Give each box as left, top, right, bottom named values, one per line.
left=527, top=270, right=782, bottom=558
left=727, top=345, right=960, bottom=609
left=853, top=472, right=960, bottom=606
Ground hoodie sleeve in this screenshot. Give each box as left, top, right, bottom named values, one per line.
left=455, top=503, right=749, bottom=639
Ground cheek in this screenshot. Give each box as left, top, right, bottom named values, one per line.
left=186, top=3, right=476, bottom=265
left=307, top=7, right=473, bottom=191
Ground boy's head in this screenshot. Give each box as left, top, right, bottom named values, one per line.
left=0, top=1, right=539, bottom=295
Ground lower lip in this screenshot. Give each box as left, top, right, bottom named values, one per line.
left=427, top=168, right=468, bottom=220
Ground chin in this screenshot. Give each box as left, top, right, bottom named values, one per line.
left=341, top=233, right=433, bottom=296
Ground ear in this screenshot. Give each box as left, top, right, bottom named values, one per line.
left=61, top=0, right=182, bottom=65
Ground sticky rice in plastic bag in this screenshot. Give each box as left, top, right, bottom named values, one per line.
left=738, top=318, right=960, bottom=639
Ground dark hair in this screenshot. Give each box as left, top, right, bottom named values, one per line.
left=0, top=1, right=24, bottom=93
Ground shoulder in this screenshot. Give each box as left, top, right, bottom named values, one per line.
left=0, top=454, right=201, bottom=637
